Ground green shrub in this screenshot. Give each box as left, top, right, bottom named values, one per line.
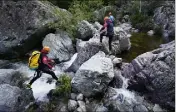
left=130, top=13, right=154, bottom=31
left=53, top=74, right=71, bottom=97
left=47, top=0, right=104, bottom=39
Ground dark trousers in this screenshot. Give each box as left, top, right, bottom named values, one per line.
left=29, top=68, right=58, bottom=85
left=100, top=32, right=113, bottom=50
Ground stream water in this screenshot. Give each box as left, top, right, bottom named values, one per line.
left=118, top=32, right=165, bottom=62
left=13, top=53, right=78, bottom=102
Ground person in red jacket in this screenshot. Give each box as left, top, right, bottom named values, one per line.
left=27, top=46, right=59, bottom=89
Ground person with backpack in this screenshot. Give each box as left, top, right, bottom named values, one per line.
left=100, top=16, right=114, bottom=52
left=27, top=46, right=59, bottom=89
left=109, top=12, right=115, bottom=24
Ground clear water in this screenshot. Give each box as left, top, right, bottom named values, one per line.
left=117, top=32, right=165, bottom=62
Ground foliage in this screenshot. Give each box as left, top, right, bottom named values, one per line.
left=47, top=0, right=104, bottom=39
left=53, top=74, right=71, bottom=97
left=130, top=12, right=154, bottom=32
left=47, top=7, right=74, bottom=37
left=46, top=0, right=73, bottom=9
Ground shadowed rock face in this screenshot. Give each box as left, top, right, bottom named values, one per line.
left=0, top=0, right=68, bottom=59
left=122, top=40, right=175, bottom=110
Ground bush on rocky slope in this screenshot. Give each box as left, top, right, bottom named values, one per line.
left=53, top=74, right=71, bottom=98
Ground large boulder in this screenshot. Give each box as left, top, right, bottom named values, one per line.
left=43, top=30, right=75, bottom=62
left=76, top=20, right=97, bottom=40
left=114, top=24, right=131, bottom=51
left=122, top=40, right=175, bottom=110
left=71, top=51, right=114, bottom=97
left=0, top=84, right=34, bottom=112
left=0, top=0, right=70, bottom=59
left=66, top=37, right=107, bottom=72
left=153, top=1, right=175, bottom=39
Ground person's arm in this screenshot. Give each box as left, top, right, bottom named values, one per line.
left=42, top=56, right=53, bottom=69
left=100, top=22, right=107, bottom=34
left=100, top=22, right=107, bottom=31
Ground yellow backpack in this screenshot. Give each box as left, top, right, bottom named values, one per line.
left=28, top=51, right=41, bottom=70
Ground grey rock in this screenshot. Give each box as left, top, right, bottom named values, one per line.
left=76, top=107, right=83, bottom=112
left=68, top=100, right=78, bottom=111
left=43, top=30, right=75, bottom=62
left=60, top=105, right=68, bottom=112
left=153, top=104, right=166, bottom=112
left=109, top=69, right=123, bottom=88
left=153, top=1, right=175, bottom=38
left=119, top=23, right=132, bottom=33
left=113, top=58, right=122, bottom=66
left=108, top=55, right=116, bottom=61
left=71, top=51, right=114, bottom=97
left=114, top=25, right=131, bottom=51
left=124, top=40, right=175, bottom=110
left=0, top=60, right=10, bottom=69
left=95, top=105, right=108, bottom=112
left=122, top=15, right=130, bottom=23
left=147, top=30, right=154, bottom=36
left=0, top=0, right=70, bottom=59
left=134, top=105, right=148, bottom=112
left=77, top=20, right=97, bottom=40
left=71, top=93, right=77, bottom=100
left=78, top=101, right=86, bottom=112
left=0, top=84, right=34, bottom=112
left=66, top=38, right=107, bottom=72
left=76, top=93, right=84, bottom=101
left=93, top=22, right=102, bottom=30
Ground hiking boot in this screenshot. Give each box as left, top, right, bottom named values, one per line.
left=26, top=84, right=32, bottom=89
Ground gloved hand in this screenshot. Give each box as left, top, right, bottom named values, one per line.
left=52, top=67, right=56, bottom=71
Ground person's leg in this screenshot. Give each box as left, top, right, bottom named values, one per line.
left=42, top=68, right=58, bottom=81
left=100, top=32, right=105, bottom=43
left=108, top=34, right=113, bottom=51
left=29, top=70, right=42, bottom=85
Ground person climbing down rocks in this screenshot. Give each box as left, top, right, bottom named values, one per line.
left=100, top=16, right=114, bottom=53
left=27, top=46, right=59, bottom=89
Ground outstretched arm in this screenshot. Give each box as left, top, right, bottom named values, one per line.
left=42, top=56, right=53, bottom=69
